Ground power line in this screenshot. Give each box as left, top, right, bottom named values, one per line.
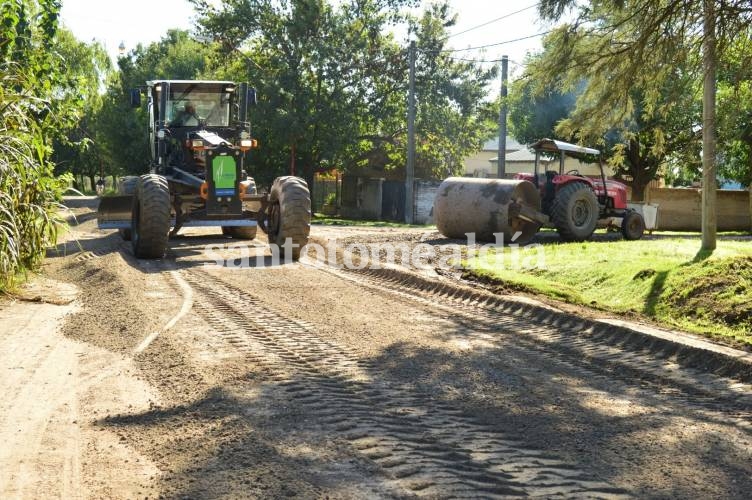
left=448, top=56, right=525, bottom=65
left=441, top=3, right=541, bottom=41
left=440, top=31, right=554, bottom=53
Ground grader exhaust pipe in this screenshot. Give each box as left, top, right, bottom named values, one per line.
left=433, top=178, right=547, bottom=245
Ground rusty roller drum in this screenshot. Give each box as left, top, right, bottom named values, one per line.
left=433, top=177, right=544, bottom=245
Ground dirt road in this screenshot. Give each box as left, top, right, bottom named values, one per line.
left=1, top=198, right=751, bottom=498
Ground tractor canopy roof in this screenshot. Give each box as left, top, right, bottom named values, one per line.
left=531, top=139, right=600, bottom=157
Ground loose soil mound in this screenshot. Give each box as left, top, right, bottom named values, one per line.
left=660, top=256, right=752, bottom=334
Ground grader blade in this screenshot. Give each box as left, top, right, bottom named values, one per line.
left=96, top=195, right=133, bottom=229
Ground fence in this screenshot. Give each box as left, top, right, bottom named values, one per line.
left=312, top=176, right=340, bottom=212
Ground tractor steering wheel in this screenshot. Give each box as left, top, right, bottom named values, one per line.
left=565, top=169, right=581, bottom=176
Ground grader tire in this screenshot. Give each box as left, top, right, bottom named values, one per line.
left=268, top=176, right=311, bottom=261
left=117, top=176, right=138, bottom=241
left=131, top=174, right=171, bottom=259
left=551, top=182, right=598, bottom=242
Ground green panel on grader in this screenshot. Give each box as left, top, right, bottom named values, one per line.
left=212, top=156, right=237, bottom=190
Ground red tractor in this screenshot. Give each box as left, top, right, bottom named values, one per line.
left=513, top=139, right=645, bottom=242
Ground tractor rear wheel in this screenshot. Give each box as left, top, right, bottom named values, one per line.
left=117, top=176, right=138, bottom=241
left=268, top=176, right=311, bottom=261
left=551, top=182, right=598, bottom=242
left=621, top=210, right=645, bottom=240
left=131, top=174, right=171, bottom=259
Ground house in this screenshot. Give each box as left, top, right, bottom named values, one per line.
left=464, top=136, right=615, bottom=178
left=463, top=137, right=524, bottom=177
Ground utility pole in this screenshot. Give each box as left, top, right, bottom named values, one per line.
left=406, top=40, right=416, bottom=224
left=701, top=0, right=717, bottom=250
left=497, top=55, right=508, bottom=179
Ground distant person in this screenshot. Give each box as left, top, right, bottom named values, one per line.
left=173, top=102, right=200, bottom=126
left=95, top=178, right=105, bottom=196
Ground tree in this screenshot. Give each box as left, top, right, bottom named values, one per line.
left=409, top=2, right=498, bottom=179
left=717, top=29, right=752, bottom=186
left=536, top=0, right=752, bottom=247
left=192, top=0, right=496, bottom=190
left=99, top=29, right=214, bottom=177
left=518, top=36, right=701, bottom=201
left=50, top=28, right=113, bottom=190
left=508, top=54, right=577, bottom=145
left=193, top=0, right=416, bottom=189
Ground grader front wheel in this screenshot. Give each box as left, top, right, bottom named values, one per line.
left=131, top=174, right=171, bottom=259
left=267, top=176, right=311, bottom=260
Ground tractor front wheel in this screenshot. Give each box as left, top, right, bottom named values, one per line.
left=621, top=210, right=645, bottom=240
left=551, top=182, right=598, bottom=242
left=267, top=176, right=311, bottom=261
left=131, top=174, right=171, bottom=259
left=117, top=176, right=138, bottom=241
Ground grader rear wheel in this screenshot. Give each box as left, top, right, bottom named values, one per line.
left=267, top=176, right=311, bottom=260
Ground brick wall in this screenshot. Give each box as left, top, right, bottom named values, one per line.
left=647, top=187, right=751, bottom=231
left=413, top=179, right=441, bottom=224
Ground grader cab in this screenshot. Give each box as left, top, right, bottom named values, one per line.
left=97, top=80, right=310, bottom=260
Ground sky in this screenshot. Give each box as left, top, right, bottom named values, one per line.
left=60, top=0, right=554, bottom=80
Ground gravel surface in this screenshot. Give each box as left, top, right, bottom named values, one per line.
left=1, top=199, right=750, bottom=498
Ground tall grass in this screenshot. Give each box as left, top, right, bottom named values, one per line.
left=0, top=65, right=68, bottom=290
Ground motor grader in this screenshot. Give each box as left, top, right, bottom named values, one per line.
left=97, top=80, right=310, bottom=260
left=434, top=139, right=645, bottom=244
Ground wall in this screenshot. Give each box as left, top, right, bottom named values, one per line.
left=413, top=179, right=441, bottom=224
left=647, top=187, right=751, bottom=231
left=464, top=151, right=496, bottom=177
left=340, top=176, right=383, bottom=219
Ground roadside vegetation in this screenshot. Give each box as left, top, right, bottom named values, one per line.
left=0, top=2, right=74, bottom=292
left=465, top=237, right=752, bottom=347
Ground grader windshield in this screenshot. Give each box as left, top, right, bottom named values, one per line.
left=164, top=83, right=232, bottom=127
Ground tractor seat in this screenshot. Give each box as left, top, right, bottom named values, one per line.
left=543, top=170, right=557, bottom=203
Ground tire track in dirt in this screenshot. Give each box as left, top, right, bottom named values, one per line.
left=309, top=264, right=752, bottom=428
left=180, top=267, right=629, bottom=498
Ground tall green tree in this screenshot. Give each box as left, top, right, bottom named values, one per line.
left=408, top=2, right=498, bottom=179
left=50, top=28, right=113, bottom=190
left=537, top=0, right=752, bottom=247
left=192, top=0, right=495, bottom=188
left=717, top=29, right=752, bottom=186
left=193, top=0, right=416, bottom=188
left=517, top=40, right=700, bottom=200
left=508, top=59, right=577, bottom=145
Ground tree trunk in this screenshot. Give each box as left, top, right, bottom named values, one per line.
left=749, top=184, right=752, bottom=233
left=88, top=174, right=97, bottom=193
left=701, top=0, right=717, bottom=250
left=630, top=177, right=648, bottom=202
